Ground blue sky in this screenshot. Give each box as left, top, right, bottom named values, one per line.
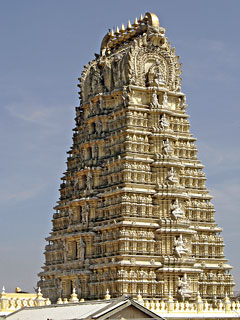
left=0, top=0, right=240, bottom=293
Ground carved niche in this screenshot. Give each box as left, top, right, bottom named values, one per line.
left=128, top=40, right=181, bottom=91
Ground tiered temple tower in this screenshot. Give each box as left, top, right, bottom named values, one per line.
left=38, top=12, right=235, bottom=302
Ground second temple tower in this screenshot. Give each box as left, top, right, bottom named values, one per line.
left=38, top=12, right=235, bottom=302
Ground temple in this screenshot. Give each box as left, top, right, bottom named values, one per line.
left=37, top=12, right=235, bottom=303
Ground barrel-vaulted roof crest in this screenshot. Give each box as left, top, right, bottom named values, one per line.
left=79, top=12, right=182, bottom=103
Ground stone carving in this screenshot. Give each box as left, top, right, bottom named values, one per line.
left=167, top=167, right=178, bottom=184
left=162, top=138, right=173, bottom=155
left=57, top=278, right=62, bottom=298
left=86, top=171, right=93, bottom=191
left=96, top=118, right=102, bottom=134
left=171, top=199, right=184, bottom=219
left=73, top=177, right=79, bottom=194
left=129, top=270, right=137, bottom=279
left=174, top=234, right=188, bottom=257
left=82, top=202, right=89, bottom=224
left=76, top=278, right=82, bottom=298
left=94, top=144, right=98, bottom=159
left=79, top=237, right=86, bottom=261
left=179, top=95, right=186, bottom=110
left=162, top=92, right=168, bottom=108
left=97, top=95, right=103, bottom=113
left=177, top=274, right=192, bottom=300
left=63, top=240, right=68, bottom=262
left=90, top=66, right=102, bottom=95
left=159, top=113, right=169, bottom=130
left=89, top=100, right=94, bottom=116
left=39, top=12, right=234, bottom=302
left=147, top=59, right=166, bottom=87
left=68, top=208, right=73, bottom=223
left=112, top=54, right=122, bottom=88
left=122, top=86, right=129, bottom=107
left=150, top=91, right=160, bottom=108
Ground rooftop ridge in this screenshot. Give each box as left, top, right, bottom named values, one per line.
left=100, top=12, right=166, bottom=56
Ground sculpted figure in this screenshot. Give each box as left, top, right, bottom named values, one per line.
left=68, top=208, right=73, bottom=223
left=89, top=100, right=94, bottom=116
left=86, top=171, right=93, bottom=191
left=112, top=54, right=122, bottom=88
left=57, top=278, right=62, bottom=298
left=174, top=234, right=188, bottom=257
left=82, top=202, right=89, bottom=224
left=94, top=144, right=98, bottom=159
left=91, top=67, right=102, bottom=95
left=151, top=91, right=160, bottom=108
left=96, top=118, right=102, bottom=134
left=122, top=86, right=129, bottom=107
left=159, top=113, right=169, bottom=130
left=63, top=240, right=68, bottom=262
left=179, top=95, right=186, bottom=110
left=162, top=92, right=168, bottom=108
left=79, top=237, right=86, bottom=261
left=76, top=277, right=81, bottom=297
left=73, top=177, right=79, bottom=194
left=148, top=60, right=166, bottom=87
left=162, top=138, right=173, bottom=155
left=154, top=63, right=164, bottom=86
left=167, top=167, right=178, bottom=184
left=171, top=199, right=184, bottom=219
left=97, top=95, right=103, bottom=113
left=178, top=274, right=192, bottom=300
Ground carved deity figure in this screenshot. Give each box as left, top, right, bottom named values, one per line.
left=82, top=202, right=89, bottom=224
left=122, top=86, right=129, bottom=107
left=178, top=274, right=192, bottom=300
left=89, top=100, right=94, bottom=116
left=148, top=60, right=165, bottom=87
left=162, top=138, right=173, bottom=155
left=57, top=278, right=62, bottom=298
left=112, top=54, right=122, bottom=88
left=96, top=118, right=102, bottom=134
left=86, top=171, right=93, bottom=191
left=174, top=234, right=188, bottom=257
left=73, top=177, right=79, bottom=194
left=139, top=270, right=148, bottom=279
left=171, top=199, right=184, bottom=219
left=97, top=95, right=103, bottom=113
left=162, top=92, right=168, bottom=108
left=79, top=237, right=86, bottom=261
left=68, top=208, right=73, bottom=223
left=76, top=277, right=82, bottom=297
left=151, top=91, right=160, bottom=109
left=179, top=95, right=186, bottom=110
left=94, top=144, right=98, bottom=159
left=167, top=167, right=178, bottom=184
left=63, top=240, right=68, bottom=262
left=159, top=113, right=169, bottom=130
left=90, top=67, right=102, bottom=95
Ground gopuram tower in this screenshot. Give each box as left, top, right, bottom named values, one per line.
left=38, top=12, right=235, bottom=302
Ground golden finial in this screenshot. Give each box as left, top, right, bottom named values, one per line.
left=132, top=17, right=139, bottom=29
left=120, top=24, right=125, bottom=34
left=138, top=13, right=144, bottom=24
left=110, top=29, right=115, bottom=39
left=127, top=20, right=132, bottom=31
left=115, top=26, right=120, bottom=37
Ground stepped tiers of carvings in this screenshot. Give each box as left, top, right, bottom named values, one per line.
left=37, top=12, right=235, bottom=303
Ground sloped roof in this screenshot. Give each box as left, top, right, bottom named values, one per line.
left=5, top=296, right=164, bottom=320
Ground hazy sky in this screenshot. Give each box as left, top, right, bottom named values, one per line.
left=0, top=0, right=240, bottom=293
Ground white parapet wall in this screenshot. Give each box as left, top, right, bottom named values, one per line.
left=0, top=288, right=50, bottom=316
left=139, top=294, right=240, bottom=318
